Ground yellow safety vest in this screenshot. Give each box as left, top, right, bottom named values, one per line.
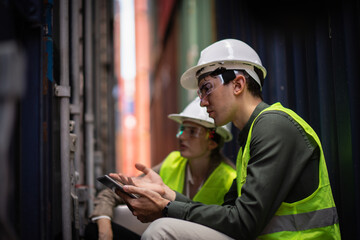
left=160, top=151, right=236, bottom=205
left=236, top=103, right=341, bottom=239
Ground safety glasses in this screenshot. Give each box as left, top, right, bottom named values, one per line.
left=176, top=124, right=206, bottom=139
left=197, top=79, right=222, bottom=101
left=197, top=67, right=240, bottom=100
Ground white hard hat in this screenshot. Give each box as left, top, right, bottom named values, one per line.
left=168, top=97, right=233, bottom=142
left=180, top=39, right=267, bottom=90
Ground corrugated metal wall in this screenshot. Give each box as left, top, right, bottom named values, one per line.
left=178, top=0, right=216, bottom=109
left=148, top=0, right=180, bottom=165
left=0, top=0, right=116, bottom=238
left=149, top=0, right=219, bottom=165
left=215, top=0, right=360, bottom=239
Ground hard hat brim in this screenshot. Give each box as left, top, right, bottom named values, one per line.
left=180, top=60, right=267, bottom=90
left=168, top=114, right=214, bottom=128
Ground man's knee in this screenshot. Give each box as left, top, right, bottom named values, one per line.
left=142, top=218, right=234, bottom=240
left=141, top=218, right=176, bottom=240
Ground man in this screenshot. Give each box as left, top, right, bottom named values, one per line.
left=113, top=39, right=341, bottom=239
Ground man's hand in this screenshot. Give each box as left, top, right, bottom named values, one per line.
left=117, top=185, right=171, bottom=223
left=109, top=163, right=176, bottom=201
left=96, top=218, right=113, bottom=240
left=133, top=163, right=164, bottom=184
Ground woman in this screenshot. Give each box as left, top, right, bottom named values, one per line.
left=85, top=97, right=236, bottom=240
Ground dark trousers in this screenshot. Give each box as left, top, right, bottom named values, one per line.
left=84, top=221, right=141, bottom=240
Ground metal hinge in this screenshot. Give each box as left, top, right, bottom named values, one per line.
left=54, top=84, right=71, bottom=97
left=69, top=133, right=77, bottom=153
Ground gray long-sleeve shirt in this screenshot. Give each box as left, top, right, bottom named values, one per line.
left=168, top=102, right=320, bottom=239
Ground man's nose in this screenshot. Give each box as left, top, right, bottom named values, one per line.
left=199, top=97, right=208, bottom=107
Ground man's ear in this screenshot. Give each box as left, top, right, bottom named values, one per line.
left=232, top=75, right=246, bottom=95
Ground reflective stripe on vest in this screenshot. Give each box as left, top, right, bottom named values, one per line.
left=261, top=207, right=339, bottom=235
left=236, top=103, right=341, bottom=239
left=160, top=151, right=236, bottom=205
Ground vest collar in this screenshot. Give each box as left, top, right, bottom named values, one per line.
left=237, top=101, right=269, bottom=148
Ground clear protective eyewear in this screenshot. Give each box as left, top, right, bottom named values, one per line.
left=197, top=79, right=222, bottom=101
left=176, top=124, right=206, bottom=139
left=197, top=67, right=240, bottom=100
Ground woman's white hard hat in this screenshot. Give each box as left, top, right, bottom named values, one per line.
left=180, top=39, right=267, bottom=90
left=168, top=97, right=232, bottom=142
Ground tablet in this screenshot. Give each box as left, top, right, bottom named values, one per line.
left=97, top=175, right=139, bottom=199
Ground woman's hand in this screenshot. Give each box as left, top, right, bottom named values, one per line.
left=96, top=218, right=113, bottom=240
